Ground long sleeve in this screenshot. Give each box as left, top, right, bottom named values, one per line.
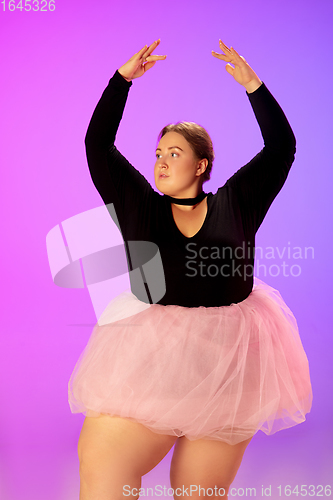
left=226, top=83, right=296, bottom=233
left=84, top=70, right=155, bottom=232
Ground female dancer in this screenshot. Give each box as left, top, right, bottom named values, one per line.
left=68, top=39, right=312, bottom=499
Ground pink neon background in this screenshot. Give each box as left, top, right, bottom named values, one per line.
left=1, top=0, right=332, bottom=498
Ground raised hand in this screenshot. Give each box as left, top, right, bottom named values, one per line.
left=212, top=40, right=262, bottom=93
left=118, top=40, right=167, bottom=82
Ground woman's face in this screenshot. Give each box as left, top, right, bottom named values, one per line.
left=154, top=132, right=205, bottom=197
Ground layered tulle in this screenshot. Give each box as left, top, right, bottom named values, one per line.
left=68, top=278, right=312, bottom=445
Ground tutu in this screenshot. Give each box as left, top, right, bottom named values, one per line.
left=68, top=278, right=312, bottom=445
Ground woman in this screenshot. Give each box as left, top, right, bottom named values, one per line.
left=68, top=39, right=312, bottom=499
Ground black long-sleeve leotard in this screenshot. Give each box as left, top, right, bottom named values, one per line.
left=84, top=70, right=296, bottom=307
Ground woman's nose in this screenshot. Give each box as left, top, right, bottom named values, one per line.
left=159, top=159, right=168, bottom=169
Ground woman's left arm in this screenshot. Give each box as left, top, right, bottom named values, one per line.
left=212, top=41, right=296, bottom=232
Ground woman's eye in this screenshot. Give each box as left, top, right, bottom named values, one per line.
left=156, top=152, right=178, bottom=159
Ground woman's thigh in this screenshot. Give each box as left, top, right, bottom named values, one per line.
left=78, top=414, right=178, bottom=499
left=170, top=435, right=253, bottom=499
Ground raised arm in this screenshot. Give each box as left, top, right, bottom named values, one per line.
left=84, top=41, right=167, bottom=214
left=212, top=40, right=296, bottom=232
left=84, top=71, right=132, bottom=205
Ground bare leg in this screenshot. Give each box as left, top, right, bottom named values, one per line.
left=78, top=414, right=178, bottom=500
left=170, top=435, right=253, bottom=499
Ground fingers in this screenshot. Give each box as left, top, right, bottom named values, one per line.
left=211, top=39, right=232, bottom=61
left=225, top=63, right=234, bottom=76
left=142, top=39, right=161, bottom=60
left=133, top=40, right=160, bottom=62
left=219, top=40, right=240, bottom=60
left=142, top=39, right=166, bottom=73
left=145, top=55, right=167, bottom=62
left=143, top=60, right=157, bottom=72
left=230, top=46, right=243, bottom=61
left=211, top=51, right=230, bottom=61
left=212, top=39, right=245, bottom=67
left=228, top=46, right=244, bottom=64
left=137, top=44, right=149, bottom=58
left=139, top=39, right=167, bottom=68
left=219, top=39, right=232, bottom=54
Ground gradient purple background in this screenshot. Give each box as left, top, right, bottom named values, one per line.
left=1, top=0, right=332, bottom=499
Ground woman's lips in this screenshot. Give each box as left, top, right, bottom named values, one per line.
left=159, top=174, right=169, bottom=178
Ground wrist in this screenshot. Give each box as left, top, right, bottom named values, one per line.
left=244, top=78, right=262, bottom=94
left=117, top=69, right=132, bottom=83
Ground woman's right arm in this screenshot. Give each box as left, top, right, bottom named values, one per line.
left=84, top=41, right=167, bottom=215
left=84, top=70, right=133, bottom=207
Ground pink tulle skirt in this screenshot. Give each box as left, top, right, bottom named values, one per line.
left=68, top=278, right=312, bottom=445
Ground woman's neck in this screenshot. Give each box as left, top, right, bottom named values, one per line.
left=165, top=189, right=207, bottom=211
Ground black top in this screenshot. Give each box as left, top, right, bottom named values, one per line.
left=85, top=70, right=296, bottom=308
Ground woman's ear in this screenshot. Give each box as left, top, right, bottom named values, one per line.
left=196, top=158, right=208, bottom=176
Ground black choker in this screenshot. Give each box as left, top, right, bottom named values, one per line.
left=164, top=191, right=208, bottom=206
